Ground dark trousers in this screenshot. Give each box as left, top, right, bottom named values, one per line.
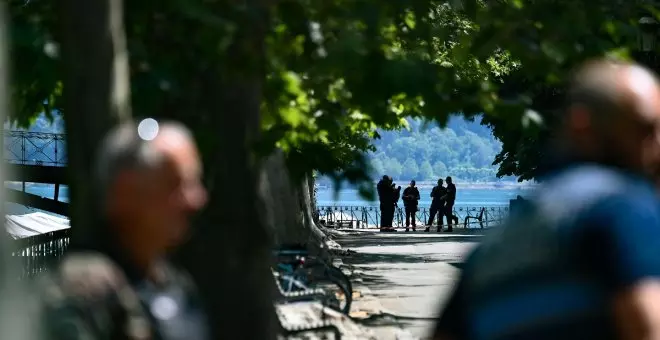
left=380, top=203, right=394, bottom=228
left=427, top=203, right=443, bottom=226
left=444, top=202, right=454, bottom=231
left=405, top=206, right=417, bottom=227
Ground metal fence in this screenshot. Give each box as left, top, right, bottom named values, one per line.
left=316, top=205, right=508, bottom=229
left=3, top=130, right=67, bottom=166
left=11, top=229, right=70, bottom=279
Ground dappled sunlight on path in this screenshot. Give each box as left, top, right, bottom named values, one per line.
left=335, top=231, right=479, bottom=339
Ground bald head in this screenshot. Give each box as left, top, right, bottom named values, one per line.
left=95, top=120, right=196, bottom=199
left=566, top=60, right=660, bottom=123
left=561, top=59, right=660, bottom=175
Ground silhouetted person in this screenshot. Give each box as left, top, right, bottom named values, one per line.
left=40, top=120, right=210, bottom=340
left=425, top=178, right=447, bottom=232
left=443, top=176, right=456, bottom=232
left=389, top=180, right=402, bottom=230
left=402, top=180, right=420, bottom=231
left=377, top=175, right=390, bottom=228
left=377, top=175, right=397, bottom=231
left=434, top=60, right=660, bottom=340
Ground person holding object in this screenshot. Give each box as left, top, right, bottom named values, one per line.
left=387, top=180, right=402, bottom=231
left=402, top=180, right=420, bottom=231
left=426, top=178, right=447, bottom=232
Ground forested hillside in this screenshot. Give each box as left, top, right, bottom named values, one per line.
left=10, top=114, right=508, bottom=182
left=369, top=116, right=512, bottom=182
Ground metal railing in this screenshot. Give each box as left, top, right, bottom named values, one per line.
left=316, top=205, right=508, bottom=229
left=3, top=130, right=67, bottom=166
left=11, top=229, right=70, bottom=279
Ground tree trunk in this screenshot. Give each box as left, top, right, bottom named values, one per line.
left=258, top=152, right=331, bottom=250
left=175, top=3, right=277, bottom=339
left=0, top=5, right=38, bottom=339
left=59, top=0, right=131, bottom=246
left=259, top=150, right=308, bottom=246
left=309, top=174, right=319, bottom=223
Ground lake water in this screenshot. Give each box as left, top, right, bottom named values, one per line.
left=316, top=186, right=529, bottom=208
left=5, top=182, right=528, bottom=210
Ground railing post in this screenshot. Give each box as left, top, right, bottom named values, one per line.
left=54, top=135, right=58, bottom=165
left=54, top=183, right=60, bottom=201
left=21, top=132, right=25, bottom=164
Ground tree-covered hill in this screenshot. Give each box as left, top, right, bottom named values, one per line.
left=369, top=116, right=515, bottom=182
left=12, top=113, right=509, bottom=183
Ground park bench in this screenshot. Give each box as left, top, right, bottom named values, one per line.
left=273, top=272, right=342, bottom=338
left=273, top=270, right=327, bottom=303
left=463, top=207, right=486, bottom=229
left=275, top=304, right=342, bottom=339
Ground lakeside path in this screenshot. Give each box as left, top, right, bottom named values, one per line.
left=333, top=229, right=488, bottom=339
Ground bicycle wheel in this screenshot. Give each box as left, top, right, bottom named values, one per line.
left=303, top=264, right=353, bottom=314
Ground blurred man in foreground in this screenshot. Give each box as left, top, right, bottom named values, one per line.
left=40, top=120, right=209, bottom=339
left=434, top=60, right=660, bottom=340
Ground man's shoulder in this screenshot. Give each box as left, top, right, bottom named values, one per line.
left=39, top=252, right=129, bottom=306
left=537, top=165, right=657, bottom=214
left=37, top=252, right=152, bottom=340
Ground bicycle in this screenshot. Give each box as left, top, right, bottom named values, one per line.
left=274, top=246, right=353, bottom=315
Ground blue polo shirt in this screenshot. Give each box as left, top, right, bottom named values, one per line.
left=435, top=165, right=660, bottom=340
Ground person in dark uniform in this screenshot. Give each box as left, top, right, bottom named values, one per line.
left=377, top=175, right=393, bottom=230
left=402, top=180, right=420, bottom=232
left=425, top=178, right=447, bottom=232
left=390, top=180, right=402, bottom=229
left=39, top=121, right=210, bottom=340
left=443, top=176, right=456, bottom=232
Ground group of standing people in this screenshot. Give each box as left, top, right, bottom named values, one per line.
left=376, top=175, right=457, bottom=232
left=426, top=176, right=456, bottom=232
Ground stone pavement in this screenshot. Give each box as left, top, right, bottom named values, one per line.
left=331, top=228, right=486, bottom=339
left=276, top=301, right=377, bottom=339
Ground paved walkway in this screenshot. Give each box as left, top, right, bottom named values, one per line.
left=333, top=229, right=484, bottom=339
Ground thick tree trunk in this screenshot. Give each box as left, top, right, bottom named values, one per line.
left=175, top=3, right=277, bottom=339
left=258, top=152, right=328, bottom=247
left=0, top=5, right=37, bottom=339
left=59, top=0, right=131, bottom=246
left=259, top=150, right=308, bottom=246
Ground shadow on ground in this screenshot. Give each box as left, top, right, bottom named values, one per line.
left=447, top=262, right=464, bottom=269
left=333, top=233, right=483, bottom=248
left=342, top=252, right=435, bottom=266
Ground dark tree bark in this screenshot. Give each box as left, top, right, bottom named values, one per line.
left=174, top=3, right=278, bottom=339
left=0, top=5, right=39, bottom=339
left=59, top=0, right=131, bottom=246
left=259, top=152, right=328, bottom=248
